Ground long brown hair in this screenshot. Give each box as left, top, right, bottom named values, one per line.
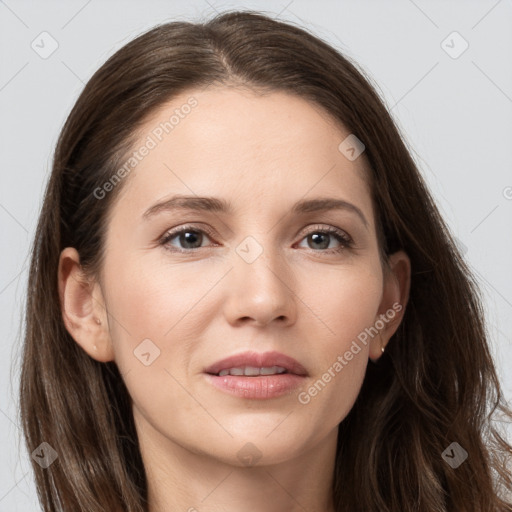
left=19, top=10, right=512, bottom=511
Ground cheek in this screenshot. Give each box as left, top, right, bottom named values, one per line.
left=299, top=266, right=382, bottom=417
left=100, top=256, right=198, bottom=428
left=308, top=264, right=383, bottom=349
left=103, top=251, right=207, bottom=337
left=101, top=252, right=221, bottom=382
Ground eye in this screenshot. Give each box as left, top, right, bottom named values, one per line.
left=160, top=225, right=216, bottom=252
left=296, top=225, right=353, bottom=254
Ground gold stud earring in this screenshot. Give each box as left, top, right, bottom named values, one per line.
left=369, top=335, right=385, bottom=363
left=380, top=332, right=386, bottom=354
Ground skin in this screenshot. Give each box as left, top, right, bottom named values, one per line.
left=58, top=86, right=411, bottom=512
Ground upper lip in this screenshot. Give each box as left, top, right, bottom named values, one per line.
left=204, top=350, right=308, bottom=376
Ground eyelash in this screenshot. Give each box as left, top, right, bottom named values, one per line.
left=159, top=224, right=354, bottom=255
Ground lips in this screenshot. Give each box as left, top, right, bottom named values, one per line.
left=204, top=350, right=308, bottom=377
left=204, top=350, right=308, bottom=400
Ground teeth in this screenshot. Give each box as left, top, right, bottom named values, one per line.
left=218, top=366, right=287, bottom=377
left=260, top=366, right=286, bottom=375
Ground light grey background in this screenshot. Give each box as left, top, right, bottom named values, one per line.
left=1, top=0, right=511, bottom=509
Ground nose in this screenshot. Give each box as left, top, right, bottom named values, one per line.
left=222, top=244, right=297, bottom=328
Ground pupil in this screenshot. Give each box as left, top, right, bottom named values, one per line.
left=310, top=233, right=329, bottom=249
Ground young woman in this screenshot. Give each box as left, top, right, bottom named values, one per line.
left=19, top=10, right=512, bottom=512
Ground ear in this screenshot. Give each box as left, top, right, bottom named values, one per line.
left=58, top=247, right=115, bottom=362
left=369, top=250, right=411, bottom=361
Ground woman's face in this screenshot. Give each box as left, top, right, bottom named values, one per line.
left=66, top=86, right=409, bottom=467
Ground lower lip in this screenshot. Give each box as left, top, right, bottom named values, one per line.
left=204, top=373, right=306, bottom=399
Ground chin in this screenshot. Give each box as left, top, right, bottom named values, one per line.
left=211, top=427, right=316, bottom=467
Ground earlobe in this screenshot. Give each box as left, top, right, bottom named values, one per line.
left=58, top=247, right=115, bottom=363
left=369, top=250, right=411, bottom=361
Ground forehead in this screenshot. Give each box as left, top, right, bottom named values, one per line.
left=111, top=86, right=373, bottom=222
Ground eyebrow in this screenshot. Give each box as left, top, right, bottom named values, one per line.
left=142, top=194, right=369, bottom=228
